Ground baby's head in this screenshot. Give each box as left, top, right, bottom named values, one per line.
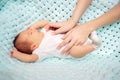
left=13, top=28, right=43, bottom=54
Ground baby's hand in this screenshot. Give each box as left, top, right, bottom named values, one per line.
left=27, top=25, right=35, bottom=29
left=10, top=47, right=18, bottom=58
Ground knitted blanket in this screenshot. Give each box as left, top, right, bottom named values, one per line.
left=0, top=0, right=120, bottom=80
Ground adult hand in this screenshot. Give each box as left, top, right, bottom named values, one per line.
left=46, top=19, right=76, bottom=34
left=57, top=23, right=92, bottom=54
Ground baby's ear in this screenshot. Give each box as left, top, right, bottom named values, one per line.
left=31, top=44, right=38, bottom=51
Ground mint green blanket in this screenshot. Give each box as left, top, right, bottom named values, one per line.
left=0, top=0, right=120, bottom=80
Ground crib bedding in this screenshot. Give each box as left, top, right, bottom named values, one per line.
left=0, top=0, right=120, bottom=80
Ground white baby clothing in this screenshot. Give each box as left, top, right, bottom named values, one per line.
left=32, top=28, right=101, bottom=60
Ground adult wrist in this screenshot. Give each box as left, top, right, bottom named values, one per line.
left=88, top=19, right=101, bottom=32
left=68, top=18, right=78, bottom=27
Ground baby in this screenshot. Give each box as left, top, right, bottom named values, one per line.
left=11, top=20, right=101, bottom=62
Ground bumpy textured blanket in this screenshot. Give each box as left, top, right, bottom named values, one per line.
left=0, top=0, right=120, bottom=80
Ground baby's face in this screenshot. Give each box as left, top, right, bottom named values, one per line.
left=18, top=28, right=42, bottom=43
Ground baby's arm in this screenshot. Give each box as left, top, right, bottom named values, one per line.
left=69, top=44, right=95, bottom=58
left=10, top=48, right=38, bottom=62
left=30, top=20, right=49, bottom=29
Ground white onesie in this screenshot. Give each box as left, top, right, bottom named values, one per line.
left=32, top=28, right=101, bottom=60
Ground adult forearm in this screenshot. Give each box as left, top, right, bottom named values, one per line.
left=70, top=0, right=92, bottom=25
left=89, top=3, right=120, bottom=31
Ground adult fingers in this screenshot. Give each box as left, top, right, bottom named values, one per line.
left=57, top=36, right=71, bottom=49
left=61, top=39, right=76, bottom=54
left=62, top=30, right=72, bottom=40
left=74, top=40, right=84, bottom=46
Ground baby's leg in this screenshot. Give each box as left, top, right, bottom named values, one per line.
left=70, top=44, right=95, bottom=58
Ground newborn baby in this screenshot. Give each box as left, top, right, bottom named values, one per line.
left=11, top=20, right=101, bottom=62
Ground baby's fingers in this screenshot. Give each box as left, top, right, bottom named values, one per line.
left=44, top=25, right=50, bottom=32
left=10, top=51, right=14, bottom=58
left=13, top=47, right=17, bottom=50
left=53, top=27, right=66, bottom=35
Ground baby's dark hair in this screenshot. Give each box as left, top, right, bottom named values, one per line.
left=13, top=33, right=32, bottom=54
